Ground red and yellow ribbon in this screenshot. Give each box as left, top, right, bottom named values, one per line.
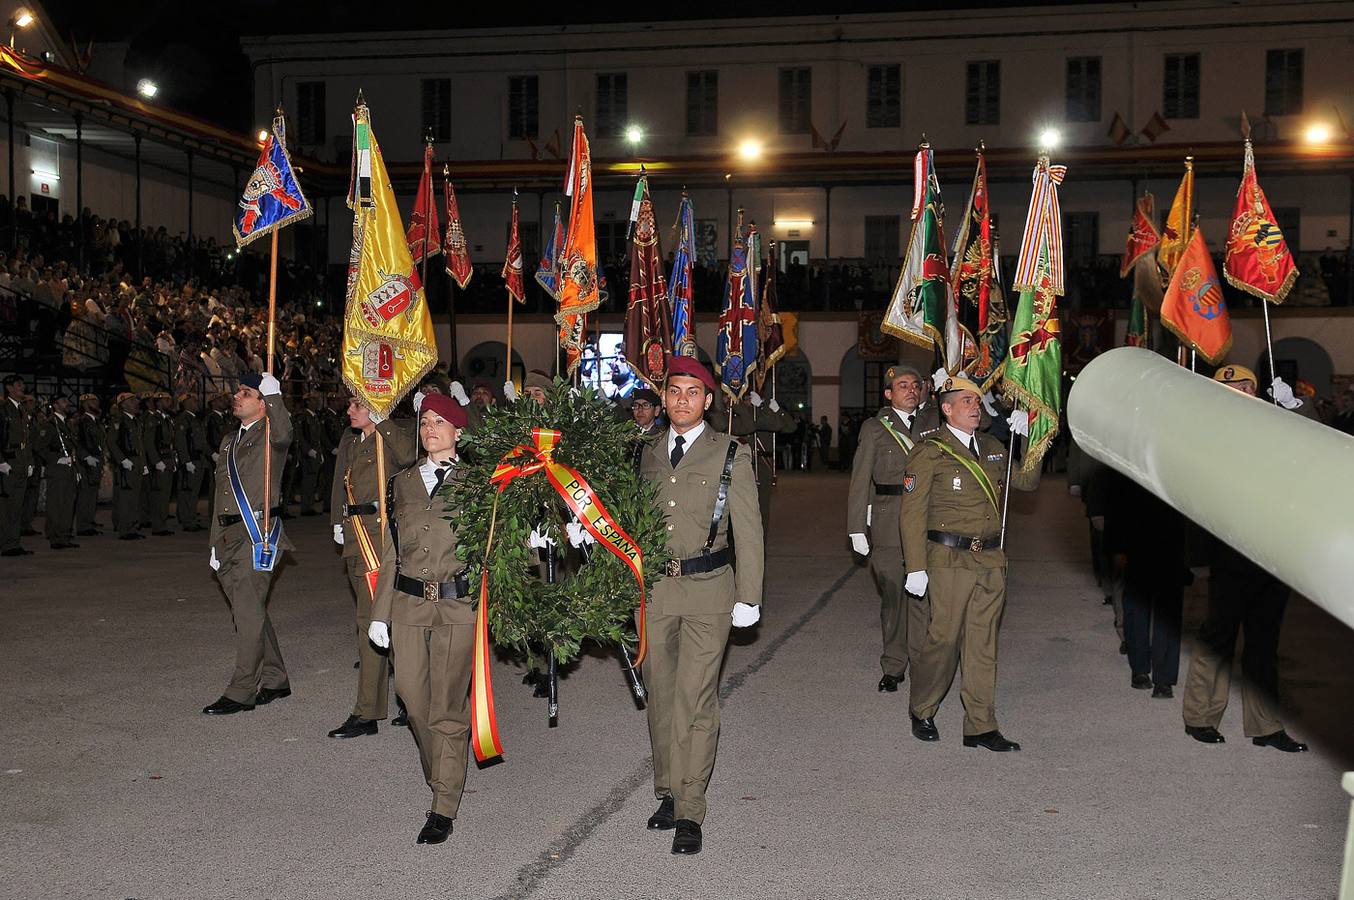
left=344, top=472, right=381, bottom=600
left=469, top=427, right=649, bottom=763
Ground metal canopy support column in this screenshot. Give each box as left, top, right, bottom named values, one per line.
left=185, top=149, right=194, bottom=279
left=75, top=112, right=83, bottom=269
left=134, top=133, right=142, bottom=278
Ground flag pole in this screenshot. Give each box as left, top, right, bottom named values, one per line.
left=420, top=135, right=432, bottom=370
left=1260, top=299, right=1279, bottom=405
left=443, top=164, right=459, bottom=379
left=506, top=189, right=518, bottom=381
left=262, top=225, right=278, bottom=553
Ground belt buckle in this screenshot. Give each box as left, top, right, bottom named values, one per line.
left=423, top=580, right=440, bottom=603
left=969, top=537, right=984, bottom=552
left=665, top=558, right=682, bottom=577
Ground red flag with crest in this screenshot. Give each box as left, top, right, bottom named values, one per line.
left=406, top=143, right=440, bottom=264
left=443, top=166, right=473, bottom=288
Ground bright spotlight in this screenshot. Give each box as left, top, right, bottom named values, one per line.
left=257, top=130, right=269, bottom=143
left=1038, top=128, right=1062, bottom=150
left=625, top=125, right=643, bottom=145
left=13, top=10, right=34, bottom=28
left=738, top=139, right=763, bottom=161
left=1305, top=123, right=1333, bottom=145
left=136, top=79, right=158, bottom=99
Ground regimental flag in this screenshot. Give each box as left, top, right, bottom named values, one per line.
left=233, top=112, right=311, bottom=248
left=883, top=143, right=956, bottom=367
left=1158, top=158, right=1194, bottom=283
left=950, top=150, right=1006, bottom=390
left=1160, top=226, right=1233, bottom=364
left=557, top=116, right=600, bottom=375
left=536, top=202, right=565, bottom=300
left=716, top=213, right=760, bottom=401
left=623, top=176, right=672, bottom=391
left=340, top=100, right=438, bottom=417
left=1121, top=193, right=1160, bottom=277
left=1125, top=293, right=1149, bottom=347
left=1225, top=140, right=1298, bottom=304
left=443, top=166, right=473, bottom=288
left=1004, top=157, right=1067, bottom=475
left=668, top=193, right=698, bottom=358
left=406, top=143, right=441, bottom=265
left=755, top=241, right=786, bottom=390
left=502, top=198, right=525, bottom=304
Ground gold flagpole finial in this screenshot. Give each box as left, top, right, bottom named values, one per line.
left=442, top=163, right=449, bottom=177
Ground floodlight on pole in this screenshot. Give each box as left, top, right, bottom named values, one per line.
left=625, top=125, right=643, bottom=145
left=738, top=139, right=763, bottom=161
left=1304, top=123, right=1333, bottom=145
left=136, top=79, right=159, bottom=99
left=8, top=7, right=34, bottom=48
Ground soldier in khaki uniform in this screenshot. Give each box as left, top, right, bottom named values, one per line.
left=903, top=376, right=1019, bottom=752
left=74, top=394, right=105, bottom=536
left=146, top=393, right=175, bottom=536
left=847, top=365, right=941, bottom=692
left=42, top=394, right=80, bottom=550
left=326, top=395, right=417, bottom=739
left=639, top=356, right=764, bottom=855
left=21, top=395, right=42, bottom=537
left=203, top=372, right=293, bottom=716
left=321, top=393, right=347, bottom=510
left=107, top=392, right=148, bottom=542
left=366, top=392, right=473, bottom=846
left=1, top=374, right=35, bottom=556
left=1181, top=364, right=1308, bottom=754
left=175, top=393, right=209, bottom=532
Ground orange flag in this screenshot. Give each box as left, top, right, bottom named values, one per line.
left=557, top=116, right=600, bottom=374
left=1157, top=158, right=1193, bottom=283
left=1160, top=227, right=1233, bottom=364
left=1224, top=140, right=1297, bottom=304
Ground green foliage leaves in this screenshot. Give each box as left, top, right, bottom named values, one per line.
left=445, top=381, right=670, bottom=665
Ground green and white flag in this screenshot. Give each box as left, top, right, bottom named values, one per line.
left=883, top=143, right=959, bottom=370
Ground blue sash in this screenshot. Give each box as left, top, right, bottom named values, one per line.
left=227, top=428, right=282, bottom=572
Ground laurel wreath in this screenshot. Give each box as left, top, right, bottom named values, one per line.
left=444, top=381, right=671, bottom=665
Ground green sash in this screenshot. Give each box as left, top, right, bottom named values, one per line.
left=928, top=436, right=999, bottom=512
left=879, top=414, right=915, bottom=453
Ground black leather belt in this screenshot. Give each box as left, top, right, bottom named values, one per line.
left=927, top=530, right=999, bottom=552
left=663, top=546, right=732, bottom=577
left=396, top=572, right=471, bottom=602
left=218, top=507, right=283, bottom=527
left=343, top=502, right=378, bottom=517
left=874, top=483, right=906, bottom=496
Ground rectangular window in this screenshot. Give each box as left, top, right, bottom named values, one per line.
left=508, top=75, right=539, bottom=140
left=1163, top=53, right=1200, bottom=119
left=778, top=67, right=812, bottom=134
left=1063, top=212, right=1099, bottom=267
left=866, top=65, right=901, bottom=129
left=864, top=215, right=901, bottom=264
left=296, top=81, right=326, bottom=146
left=686, top=70, right=718, bottom=136
left=595, top=73, right=628, bottom=138
left=1264, top=49, right=1303, bottom=116
left=1065, top=57, right=1101, bottom=123
left=421, top=79, right=452, bottom=143
left=965, top=61, right=1000, bottom=126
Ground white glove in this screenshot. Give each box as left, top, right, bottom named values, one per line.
left=1269, top=377, right=1301, bottom=409
left=504, top=380, right=519, bottom=403
left=330, top=448, right=338, bottom=456
left=142, top=466, right=149, bottom=475
left=932, top=367, right=949, bottom=391
left=120, top=459, right=133, bottom=471
left=566, top=521, right=596, bottom=547
left=849, top=533, right=870, bottom=556
left=981, top=391, right=999, bottom=417
left=368, top=409, right=386, bottom=425
left=84, top=456, right=99, bottom=467
left=748, top=391, right=763, bottom=408
left=866, top=504, right=872, bottom=526
left=57, top=456, right=72, bottom=466
left=731, top=602, right=761, bottom=627
left=211, top=452, right=220, bottom=463
left=367, top=620, right=390, bottom=649
left=259, top=372, right=281, bottom=396
left=905, top=570, right=929, bottom=597
left=307, top=448, right=318, bottom=459
left=27, top=465, right=32, bottom=476
left=528, top=526, right=556, bottom=549
left=448, top=381, right=470, bottom=406
left=769, top=399, right=781, bottom=413
left=333, top=523, right=344, bottom=545
left=185, top=461, right=196, bottom=473
left=1007, top=409, right=1030, bottom=436
left=155, top=461, right=166, bottom=472
left=1068, top=483, right=1081, bottom=497
left=0, top=462, right=10, bottom=475
left=209, top=547, right=220, bottom=571
left=413, top=390, right=426, bottom=413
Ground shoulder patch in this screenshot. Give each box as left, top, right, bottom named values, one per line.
left=903, top=473, right=916, bottom=492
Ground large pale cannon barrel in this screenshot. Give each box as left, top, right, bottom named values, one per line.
left=1067, top=346, right=1354, bottom=632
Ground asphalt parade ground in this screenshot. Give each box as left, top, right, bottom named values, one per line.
left=3, top=471, right=1352, bottom=900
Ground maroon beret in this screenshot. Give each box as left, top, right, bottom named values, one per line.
left=666, top=355, right=717, bottom=394
left=420, top=391, right=468, bottom=428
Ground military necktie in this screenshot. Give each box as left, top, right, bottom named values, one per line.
left=430, top=461, right=452, bottom=495
left=670, top=434, right=686, bottom=468
left=968, top=436, right=979, bottom=459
